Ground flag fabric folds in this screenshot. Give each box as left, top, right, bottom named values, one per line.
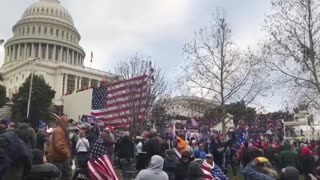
left=91, top=74, right=149, bottom=127
left=87, top=154, right=119, bottom=180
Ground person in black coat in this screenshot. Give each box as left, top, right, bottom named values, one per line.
left=175, top=151, right=192, bottom=180
left=141, top=131, right=164, bottom=169
left=118, top=132, right=135, bottom=180
left=164, top=149, right=178, bottom=180
left=209, top=131, right=224, bottom=168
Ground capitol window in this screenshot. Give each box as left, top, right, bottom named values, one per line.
left=44, top=27, right=47, bottom=35
left=51, top=9, right=53, bottom=14
left=32, top=27, right=35, bottom=34
left=50, top=28, right=53, bottom=35
left=66, top=32, right=69, bottom=40
left=56, top=29, right=59, bottom=37
left=62, top=31, right=64, bottom=38
left=38, top=27, right=41, bottom=34
left=27, top=27, right=30, bottom=34
left=22, top=28, right=25, bottom=35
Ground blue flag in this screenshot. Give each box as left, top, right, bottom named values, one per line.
left=38, top=120, right=46, bottom=130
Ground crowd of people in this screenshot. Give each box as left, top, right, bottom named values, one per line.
left=1, top=114, right=320, bottom=180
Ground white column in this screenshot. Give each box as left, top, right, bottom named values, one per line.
left=7, top=47, right=11, bottom=62
left=63, top=74, right=68, bottom=95
left=24, top=43, right=27, bottom=58
left=45, top=44, right=49, bottom=60
left=53, top=45, right=56, bottom=61
left=88, top=79, right=91, bottom=88
left=31, top=43, right=34, bottom=57
left=39, top=43, right=42, bottom=58
left=13, top=45, right=16, bottom=61
left=75, top=76, right=78, bottom=91
left=72, top=50, right=75, bottom=64
left=79, top=77, right=82, bottom=89
left=60, top=46, right=63, bottom=61
left=17, top=44, right=21, bottom=60
left=66, top=48, right=69, bottom=63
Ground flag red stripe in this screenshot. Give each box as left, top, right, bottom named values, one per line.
left=107, top=91, right=147, bottom=101
left=102, top=112, right=146, bottom=122
left=107, top=81, right=148, bottom=94
left=106, top=97, right=147, bottom=108
left=108, top=75, right=148, bottom=87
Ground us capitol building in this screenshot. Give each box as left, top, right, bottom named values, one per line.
left=0, top=0, right=114, bottom=105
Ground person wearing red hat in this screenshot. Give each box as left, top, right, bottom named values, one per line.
left=301, top=147, right=317, bottom=180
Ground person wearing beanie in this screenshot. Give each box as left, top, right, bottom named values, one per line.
left=301, top=147, right=317, bottom=180
left=242, top=157, right=277, bottom=180
left=191, top=140, right=199, bottom=153
left=163, top=149, right=178, bottom=180
left=175, top=151, right=192, bottom=180
left=186, top=161, right=204, bottom=180
left=280, top=166, right=299, bottom=180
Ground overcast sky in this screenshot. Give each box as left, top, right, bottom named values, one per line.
left=0, top=0, right=284, bottom=111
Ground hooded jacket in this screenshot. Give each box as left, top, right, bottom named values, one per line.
left=278, top=143, right=298, bottom=169
left=135, top=155, right=169, bottom=180
left=187, top=161, right=204, bottom=180
left=175, top=151, right=192, bottom=180
left=301, top=147, right=316, bottom=175
left=47, top=116, right=71, bottom=163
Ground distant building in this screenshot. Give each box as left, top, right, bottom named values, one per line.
left=165, top=96, right=216, bottom=118
left=0, top=0, right=116, bottom=105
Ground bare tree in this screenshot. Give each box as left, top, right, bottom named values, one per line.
left=264, top=0, right=320, bottom=110
left=179, top=10, right=266, bottom=134
left=113, top=54, right=169, bottom=136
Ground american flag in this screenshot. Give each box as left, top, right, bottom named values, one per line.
left=91, top=75, right=149, bottom=127
left=87, top=154, right=119, bottom=180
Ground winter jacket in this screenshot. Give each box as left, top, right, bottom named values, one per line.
left=186, top=161, right=204, bottom=180
left=278, top=144, right=298, bottom=169
left=163, top=154, right=178, bottom=180
left=175, top=151, right=192, bottom=180
left=143, top=137, right=164, bottom=162
left=47, top=117, right=71, bottom=163
left=209, top=139, right=224, bottom=167
left=23, top=163, right=60, bottom=180
left=242, top=160, right=276, bottom=180
left=0, top=131, right=32, bottom=180
left=135, top=155, right=169, bottom=180
left=301, top=147, right=316, bottom=176
left=118, top=136, right=135, bottom=160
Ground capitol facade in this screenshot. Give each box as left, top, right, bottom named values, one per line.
left=0, top=0, right=114, bottom=104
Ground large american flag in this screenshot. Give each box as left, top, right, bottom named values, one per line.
left=91, top=75, right=149, bottom=127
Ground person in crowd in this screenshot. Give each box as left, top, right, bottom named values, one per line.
left=36, top=128, right=46, bottom=151
left=163, top=149, right=178, bottom=180
left=175, top=151, right=192, bottom=180
left=190, top=140, right=199, bottom=153
left=193, top=150, right=204, bottom=164
left=72, top=130, right=90, bottom=180
left=201, top=154, right=228, bottom=180
left=280, top=166, right=300, bottom=180
left=301, top=146, right=317, bottom=180
left=105, top=126, right=116, bottom=161
left=90, top=127, right=116, bottom=161
left=242, top=157, right=278, bottom=180
left=24, top=149, right=60, bottom=180
left=209, top=131, right=224, bottom=168
left=47, top=116, right=72, bottom=180
left=239, top=142, right=251, bottom=173
left=135, top=136, right=145, bottom=172
left=176, top=136, right=191, bottom=155
left=0, top=119, right=7, bottom=134
left=186, top=161, right=204, bottom=180
left=278, top=143, right=298, bottom=169
left=264, top=143, right=277, bottom=168
left=142, top=131, right=164, bottom=169
left=135, top=155, right=169, bottom=180
left=15, top=123, right=36, bottom=150
left=118, top=131, right=135, bottom=180
left=0, top=127, right=32, bottom=180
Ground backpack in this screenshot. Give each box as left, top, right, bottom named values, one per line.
left=0, top=131, right=32, bottom=180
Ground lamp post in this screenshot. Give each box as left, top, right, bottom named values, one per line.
left=27, top=57, right=40, bottom=119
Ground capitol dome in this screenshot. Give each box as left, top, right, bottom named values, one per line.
left=3, top=0, right=85, bottom=67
